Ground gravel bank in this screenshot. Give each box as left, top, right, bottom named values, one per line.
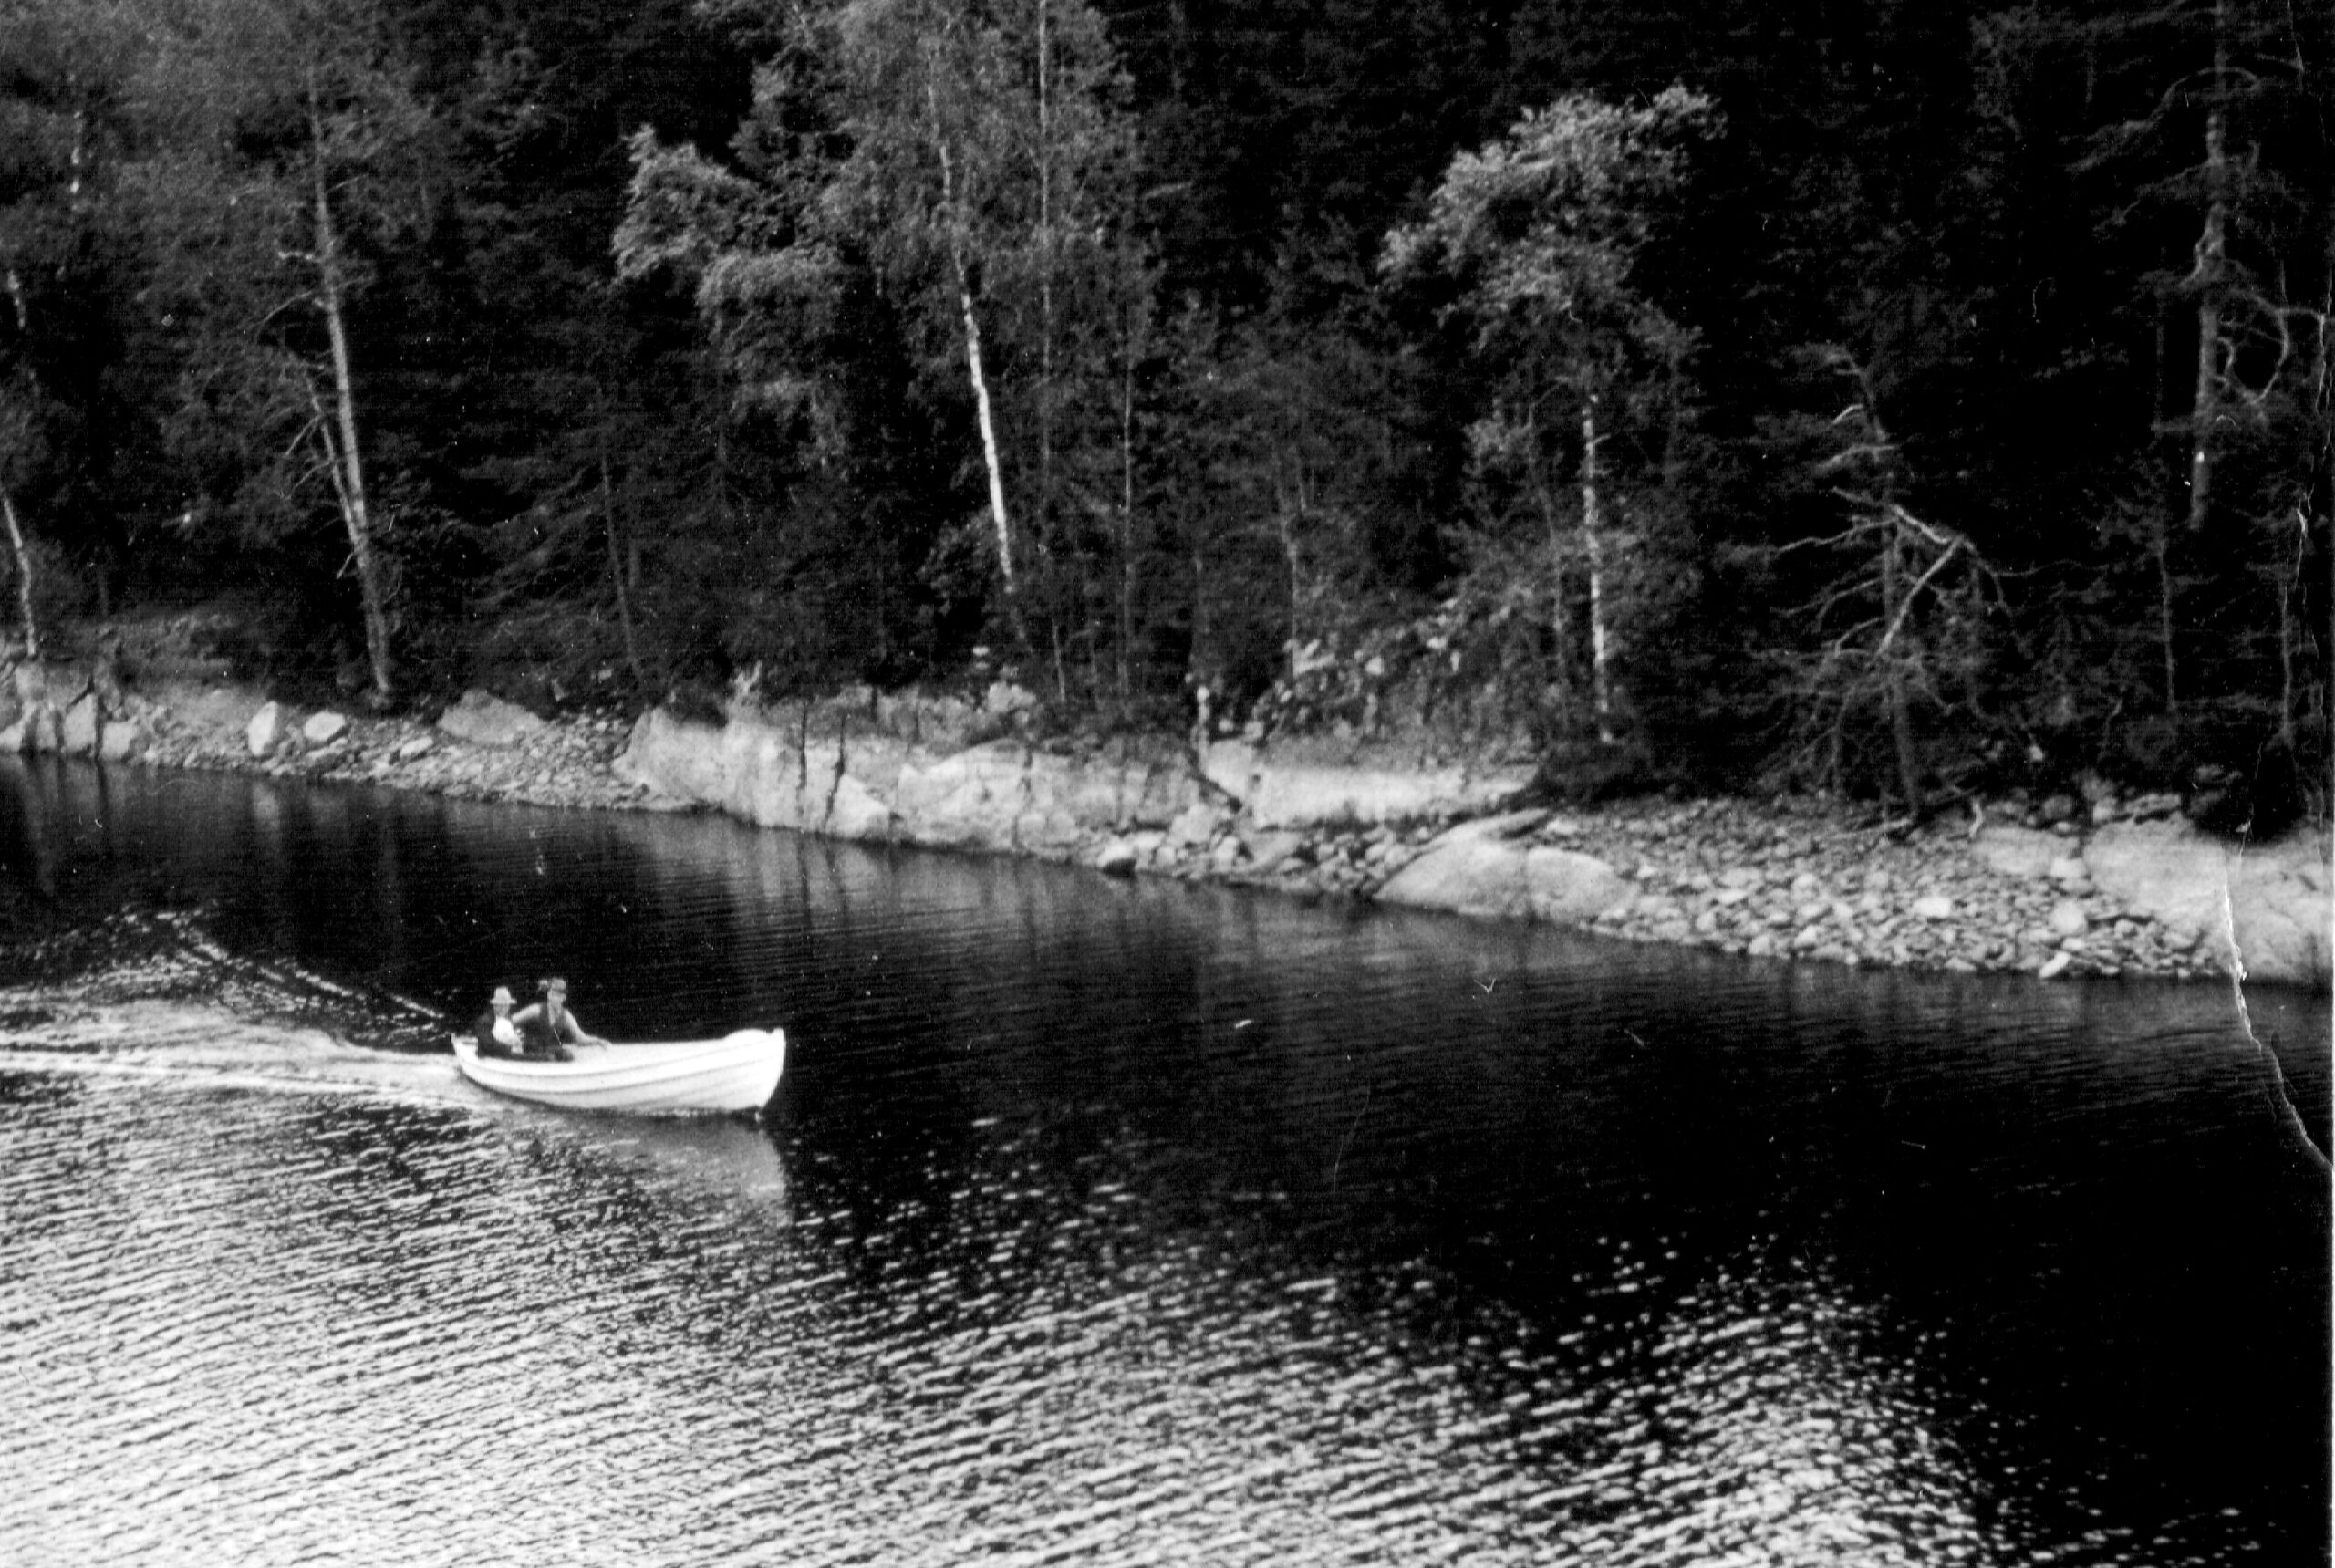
left=1147, top=795, right=2222, bottom=982
left=1522, top=798, right=2208, bottom=981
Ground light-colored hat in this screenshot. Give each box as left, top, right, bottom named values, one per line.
left=489, top=985, right=515, bottom=1006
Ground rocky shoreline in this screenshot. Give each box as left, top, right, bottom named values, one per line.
left=1147, top=793, right=2310, bottom=985
left=1385, top=798, right=2217, bottom=981
left=130, top=682, right=651, bottom=812
left=5, top=661, right=2327, bottom=991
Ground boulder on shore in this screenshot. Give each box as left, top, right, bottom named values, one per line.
left=1973, top=823, right=2062, bottom=879
left=438, top=689, right=548, bottom=749
left=2086, top=819, right=2330, bottom=988
left=99, top=719, right=146, bottom=763
left=246, top=701, right=285, bottom=758
left=1376, top=810, right=1634, bottom=926
left=60, top=692, right=99, bottom=757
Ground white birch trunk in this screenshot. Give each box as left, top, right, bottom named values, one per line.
left=1580, top=395, right=1615, bottom=743
left=956, top=267, right=1015, bottom=597
left=2, top=258, right=35, bottom=658
left=926, top=85, right=1022, bottom=639
left=309, top=99, right=393, bottom=703
left=2, top=490, right=39, bottom=659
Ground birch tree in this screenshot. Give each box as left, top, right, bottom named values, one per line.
left=1384, top=88, right=1716, bottom=745
left=620, top=0, right=1149, bottom=680
left=131, top=0, right=438, bottom=705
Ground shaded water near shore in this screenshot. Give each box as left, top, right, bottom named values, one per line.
left=0, top=756, right=2326, bottom=1565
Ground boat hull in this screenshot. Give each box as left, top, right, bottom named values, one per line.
left=451, top=1029, right=786, bottom=1116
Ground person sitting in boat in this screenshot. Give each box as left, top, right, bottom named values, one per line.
left=472, top=985, right=524, bottom=1058
left=511, top=976, right=608, bottom=1060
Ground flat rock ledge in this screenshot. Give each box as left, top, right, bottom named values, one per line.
left=17, top=669, right=2327, bottom=991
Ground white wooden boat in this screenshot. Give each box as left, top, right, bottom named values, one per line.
left=451, top=1029, right=786, bottom=1116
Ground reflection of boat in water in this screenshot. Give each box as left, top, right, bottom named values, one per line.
left=451, top=1029, right=786, bottom=1116
left=590, top=1114, right=792, bottom=1204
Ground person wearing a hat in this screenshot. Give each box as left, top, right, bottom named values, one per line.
left=510, top=976, right=607, bottom=1061
left=472, top=985, right=524, bottom=1058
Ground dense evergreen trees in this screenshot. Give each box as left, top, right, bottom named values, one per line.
left=0, top=0, right=2323, bottom=815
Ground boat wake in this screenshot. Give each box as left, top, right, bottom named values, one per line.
left=2, top=903, right=448, bottom=1029
left=0, top=998, right=472, bottom=1105
left=0, top=904, right=465, bottom=1105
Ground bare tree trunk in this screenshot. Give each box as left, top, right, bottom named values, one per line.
left=1529, top=450, right=1573, bottom=730
left=955, top=228, right=1021, bottom=637
left=2289, top=269, right=2335, bottom=751
left=1, top=489, right=39, bottom=659
left=1580, top=394, right=1616, bottom=743
left=1188, top=542, right=1211, bottom=742
left=309, top=99, right=393, bottom=705
left=2183, top=0, right=2231, bottom=545
left=2274, top=504, right=2304, bottom=749
left=63, top=92, right=118, bottom=618
left=1661, top=336, right=1687, bottom=490
left=1083, top=576, right=1105, bottom=701
left=2155, top=522, right=2179, bottom=716
left=2151, top=0, right=2235, bottom=728
left=2149, top=307, right=2182, bottom=715
left=1840, top=355, right=1927, bottom=816
left=1034, top=0, right=1055, bottom=621
left=927, top=88, right=1026, bottom=657
left=1273, top=459, right=1307, bottom=683
left=1880, top=522, right=1923, bottom=818
left=1116, top=327, right=1137, bottom=702
left=598, top=437, right=646, bottom=688
left=2, top=264, right=36, bottom=660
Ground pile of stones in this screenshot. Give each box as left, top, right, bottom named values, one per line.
left=1099, top=814, right=1439, bottom=899
left=1465, top=798, right=2206, bottom=980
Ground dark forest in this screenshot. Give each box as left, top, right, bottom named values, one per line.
left=0, top=0, right=2326, bottom=823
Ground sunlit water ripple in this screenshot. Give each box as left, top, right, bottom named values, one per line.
left=0, top=759, right=2324, bottom=1565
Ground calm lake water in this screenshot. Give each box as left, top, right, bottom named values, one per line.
left=0, top=756, right=2325, bottom=1566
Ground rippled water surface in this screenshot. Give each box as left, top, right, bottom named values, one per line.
left=0, top=758, right=2325, bottom=1565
